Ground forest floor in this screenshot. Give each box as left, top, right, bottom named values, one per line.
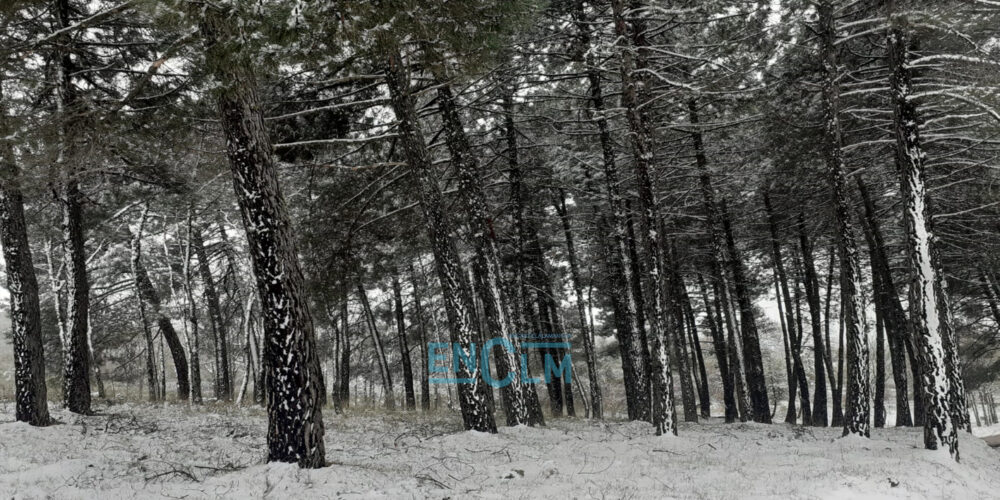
left=1, top=401, right=998, bottom=499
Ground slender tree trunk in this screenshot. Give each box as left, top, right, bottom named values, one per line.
left=611, top=0, right=676, bottom=435
left=796, top=215, right=829, bottom=427
left=339, top=287, right=350, bottom=409
left=382, top=47, right=495, bottom=433
left=183, top=209, right=203, bottom=404
left=392, top=274, right=417, bottom=411
left=681, top=280, right=711, bottom=419
left=0, top=99, right=50, bottom=424
left=698, top=273, right=735, bottom=421
left=765, top=192, right=810, bottom=424
left=410, top=265, right=432, bottom=412
left=191, top=226, right=232, bottom=401
left=818, top=0, right=869, bottom=438
left=690, top=102, right=738, bottom=423
left=554, top=190, right=603, bottom=419
left=857, top=179, right=912, bottom=427
left=436, top=84, right=532, bottom=427
left=875, top=311, right=886, bottom=428
left=132, top=229, right=191, bottom=401
left=720, top=200, right=771, bottom=423
left=887, top=1, right=958, bottom=459
left=357, top=282, right=395, bottom=410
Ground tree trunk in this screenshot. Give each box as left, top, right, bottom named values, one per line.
left=720, top=199, right=771, bottom=423
left=857, top=178, right=912, bottom=427
left=131, top=221, right=191, bottom=401
left=392, top=274, right=417, bottom=411
left=0, top=101, right=51, bottom=425
left=357, top=282, right=395, bottom=410
left=764, top=192, right=811, bottom=425
left=410, top=264, right=432, bottom=412
left=818, top=0, right=869, bottom=438
left=199, top=4, right=325, bottom=467
left=611, top=0, right=676, bottom=435
left=875, top=311, right=886, bottom=428
left=554, top=190, right=603, bottom=419
left=681, top=279, right=711, bottom=419
left=436, top=83, right=533, bottom=427
left=191, top=226, right=232, bottom=401
left=183, top=209, right=203, bottom=404
left=339, top=286, right=351, bottom=409
left=887, top=1, right=958, bottom=459
left=690, top=101, right=738, bottom=423
left=382, top=47, right=495, bottom=433
left=795, top=215, right=828, bottom=426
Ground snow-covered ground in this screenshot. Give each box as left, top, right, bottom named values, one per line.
left=1, top=401, right=998, bottom=499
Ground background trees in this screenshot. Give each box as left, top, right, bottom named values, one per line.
left=0, top=0, right=998, bottom=467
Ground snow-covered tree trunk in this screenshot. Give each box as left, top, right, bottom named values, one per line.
left=502, top=89, right=546, bottom=426
left=55, top=0, right=91, bottom=415
left=198, top=4, right=326, bottom=467
left=611, top=0, right=676, bottom=436
left=383, top=47, right=496, bottom=433
left=818, top=0, right=868, bottom=438
left=0, top=96, right=50, bottom=426
left=191, top=226, right=232, bottom=401
left=392, top=274, right=417, bottom=411
left=886, top=2, right=958, bottom=460
left=435, top=84, right=532, bottom=426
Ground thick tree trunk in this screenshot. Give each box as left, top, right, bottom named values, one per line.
left=0, top=108, right=51, bottom=425
left=611, top=0, right=676, bottom=435
left=191, top=226, right=232, bottom=401
left=55, top=0, right=91, bottom=416
left=383, top=47, right=495, bottom=433
left=199, top=4, right=325, bottom=467
left=392, top=274, right=417, bottom=411
left=887, top=2, right=958, bottom=459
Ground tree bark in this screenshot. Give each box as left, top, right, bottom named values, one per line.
left=392, top=274, right=417, bottom=411
left=611, top=0, right=676, bottom=435
left=191, top=226, right=232, bottom=401
left=382, top=47, right=495, bottom=433
left=720, top=199, right=771, bottom=423
left=857, top=178, right=913, bottom=427
left=410, top=264, right=431, bottom=412
left=436, top=83, right=533, bottom=426
left=199, top=3, right=325, bottom=467
left=887, top=1, right=958, bottom=459
left=0, top=96, right=51, bottom=425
